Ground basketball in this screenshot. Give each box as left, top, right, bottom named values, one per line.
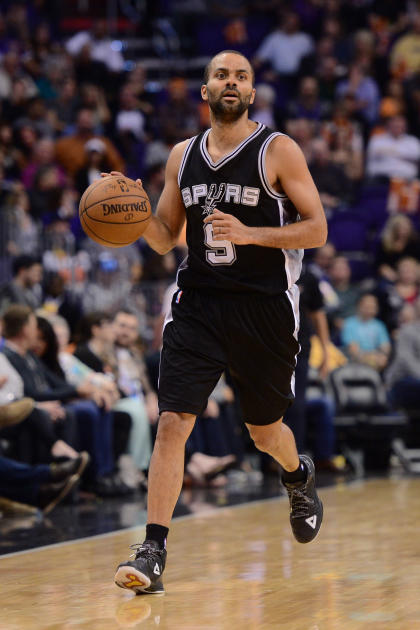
left=79, top=175, right=152, bottom=247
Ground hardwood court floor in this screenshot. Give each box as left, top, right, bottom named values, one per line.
left=0, top=477, right=419, bottom=630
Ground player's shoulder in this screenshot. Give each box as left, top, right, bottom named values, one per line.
left=266, top=132, right=306, bottom=167
left=167, top=138, right=196, bottom=167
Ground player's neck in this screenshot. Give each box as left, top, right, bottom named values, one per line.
left=208, top=116, right=258, bottom=156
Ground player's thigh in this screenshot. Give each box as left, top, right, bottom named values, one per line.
left=158, top=289, right=227, bottom=416
left=228, top=291, right=300, bottom=426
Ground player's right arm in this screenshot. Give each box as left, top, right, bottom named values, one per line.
left=104, top=140, right=188, bottom=255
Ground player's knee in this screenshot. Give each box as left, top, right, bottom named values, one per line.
left=157, top=411, right=195, bottom=445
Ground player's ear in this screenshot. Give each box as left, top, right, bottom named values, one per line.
left=201, top=84, right=208, bottom=101
left=249, top=88, right=256, bottom=105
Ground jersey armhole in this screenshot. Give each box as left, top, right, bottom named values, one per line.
left=177, top=136, right=198, bottom=187
left=258, top=132, right=288, bottom=200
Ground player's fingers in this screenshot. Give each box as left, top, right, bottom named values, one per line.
left=135, top=178, right=143, bottom=187
left=100, top=172, right=110, bottom=178
left=110, top=171, right=125, bottom=177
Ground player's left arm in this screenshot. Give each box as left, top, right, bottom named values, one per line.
left=205, top=135, right=327, bottom=249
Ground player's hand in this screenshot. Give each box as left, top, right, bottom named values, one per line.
left=203, top=208, right=252, bottom=245
left=101, top=171, right=143, bottom=187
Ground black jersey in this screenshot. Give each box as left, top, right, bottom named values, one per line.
left=177, top=123, right=303, bottom=295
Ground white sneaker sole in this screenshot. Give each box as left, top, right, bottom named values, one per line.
left=115, top=566, right=151, bottom=593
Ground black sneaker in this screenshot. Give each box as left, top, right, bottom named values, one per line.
left=114, top=541, right=167, bottom=595
left=282, top=454, right=323, bottom=544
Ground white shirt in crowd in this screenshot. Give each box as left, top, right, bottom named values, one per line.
left=366, top=132, right=420, bottom=181
left=256, top=30, right=314, bottom=75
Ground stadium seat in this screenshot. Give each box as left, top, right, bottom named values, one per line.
left=328, top=363, right=407, bottom=472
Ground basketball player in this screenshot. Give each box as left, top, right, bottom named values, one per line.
left=112, top=50, right=327, bottom=595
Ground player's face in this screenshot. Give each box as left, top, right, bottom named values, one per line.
left=202, top=54, right=255, bottom=122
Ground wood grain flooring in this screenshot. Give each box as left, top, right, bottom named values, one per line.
left=0, top=478, right=419, bottom=630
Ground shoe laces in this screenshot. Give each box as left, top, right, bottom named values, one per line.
left=285, top=485, right=314, bottom=518
left=129, top=542, right=162, bottom=561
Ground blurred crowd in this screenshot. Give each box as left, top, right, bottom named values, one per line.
left=1, top=0, right=420, bottom=515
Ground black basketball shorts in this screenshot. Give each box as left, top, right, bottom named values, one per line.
left=158, top=286, right=300, bottom=426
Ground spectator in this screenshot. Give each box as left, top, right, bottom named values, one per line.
left=55, top=108, right=124, bottom=177
left=387, top=297, right=420, bottom=409
left=308, top=138, right=352, bottom=215
left=285, top=117, right=316, bottom=162
left=21, top=137, right=66, bottom=190
left=0, top=323, right=81, bottom=463
left=0, top=455, right=82, bottom=515
left=322, top=98, right=364, bottom=182
left=390, top=13, right=420, bottom=79
left=157, top=77, right=200, bottom=146
left=375, top=215, right=420, bottom=283
left=377, top=257, right=420, bottom=332
left=253, top=11, right=314, bottom=79
left=336, top=63, right=380, bottom=126
left=0, top=255, right=42, bottom=313
left=66, top=19, right=124, bottom=73
left=341, top=294, right=391, bottom=370
left=366, top=115, right=420, bottom=182
left=33, top=315, right=131, bottom=496
left=74, top=138, right=110, bottom=196
left=113, top=309, right=158, bottom=478
left=329, top=256, right=362, bottom=335
left=250, top=83, right=277, bottom=128
left=287, top=76, right=330, bottom=121
left=4, top=188, right=41, bottom=258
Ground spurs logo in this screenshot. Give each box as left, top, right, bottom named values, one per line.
left=124, top=573, right=145, bottom=587
left=201, top=183, right=226, bottom=216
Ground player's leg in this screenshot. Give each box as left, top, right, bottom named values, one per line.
left=115, top=288, right=226, bottom=594
left=227, top=288, right=323, bottom=543
left=245, top=419, right=322, bottom=543
left=147, top=411, right=196, bottom=528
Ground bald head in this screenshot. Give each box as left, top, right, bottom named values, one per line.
left=203, top=50, right=254, bottom=85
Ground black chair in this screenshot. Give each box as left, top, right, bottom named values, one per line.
left=328, top=363, right=407, bottom=473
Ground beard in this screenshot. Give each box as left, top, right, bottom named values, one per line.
left=207, top=88, right=252, bottom=122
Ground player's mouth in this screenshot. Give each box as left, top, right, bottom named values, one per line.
left=222, top=91, right=239, bottom=101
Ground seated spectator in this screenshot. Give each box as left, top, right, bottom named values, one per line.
left=366, top=115, right=420, bottom=182
left=377, top=257, right=420, bottom=332
left=321, top=98, right=364, bottom=182
left=285, top=117, right=316, bottom=162
left=74, top=138, right=111, bottom=197
left=0, top=454, right=82, bottom=515
left=66, top=18, right=125, bottom=74
left=341, top=294, right=391, bottom=371
left=0, top=255, right=43, bottom=314
left=390, top=13, right=420, bottom=80
left=253, top=11, right=314, bottom=82
left=21, top=137, right=67, bottom=190
left=336, top=64, right=380, bottom=127
left=33, top=315, right=131, bottom=496
left=328, top=256, right=362, bottom=336
left=4, top=188, right=41, bottom=258
left=287, top=76, right=330, bottom=122
left=55, top=108, right=124, bottom=177
left=157, top=77, right=200, bottom=146
left=309, top=138, right=352, bottom=216
left=375, top=215, right=420, bottom=283
left=250, top=84, right=277, bottom=128
left=308, top=242, right=339, bottom=310
left=112, top=309, right=158, bottom=481
left=386, top=297, right=420, bottom=409
left=0, top=345, right=80, bottom=463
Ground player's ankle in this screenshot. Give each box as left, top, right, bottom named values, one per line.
left=145, top=523, right=169, bottom=549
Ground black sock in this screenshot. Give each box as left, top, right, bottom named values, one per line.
left=145, top=523, right=169, bottom=549
left=282, top=461, right=308, bottom=485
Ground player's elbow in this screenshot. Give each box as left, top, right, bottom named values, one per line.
left=312, top=218, right=328, bottom=248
